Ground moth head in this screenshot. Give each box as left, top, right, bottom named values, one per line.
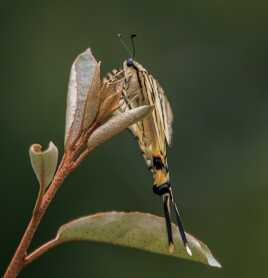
left=123, top=59, right=146, bottom=74
left=123, top=60, right=136, bottom=81
left=127, top=57, right=134, bottom=67
left=123, top=59, right=136, bottom=70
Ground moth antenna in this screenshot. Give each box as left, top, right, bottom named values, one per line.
left=130, top=34, right=137, bottom=59
left=117, top=33, right=132, bottom=57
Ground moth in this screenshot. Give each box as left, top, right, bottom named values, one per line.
left=104, top=35, right=191, bottom=255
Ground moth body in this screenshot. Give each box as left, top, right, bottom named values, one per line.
left=105, top=58, right=191, bottom=256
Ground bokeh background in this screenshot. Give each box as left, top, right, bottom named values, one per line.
left=1, top=1, right=268, bottom=277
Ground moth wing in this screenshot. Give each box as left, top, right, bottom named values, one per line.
left=143, top=74, right=165, bottom=152
left=161, top=90, right=173, bottom=146
left=147, top=75, right=173, bottom=148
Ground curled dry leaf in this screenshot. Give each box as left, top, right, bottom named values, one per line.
left=65, top=48, right=101, bottom=148
left=29, top=141, right=58, bottom=190
left=32, top=212, right=221, bottom=268
left=87, top=105, right=154, bottom=150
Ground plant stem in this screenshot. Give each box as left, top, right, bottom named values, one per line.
left=4, top=128, right=96, bottom=277
left=24, top=238, right=60, bottom=266
left=3, top=155, right=69, bottom=278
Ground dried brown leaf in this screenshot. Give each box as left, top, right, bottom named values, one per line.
left=82, top=62, right=101, bottom=130
left=65, top=48, right=100, bottom=148
left=87, top=105, right=153, bottom=150
left=97, top=91, right=122, bottom=122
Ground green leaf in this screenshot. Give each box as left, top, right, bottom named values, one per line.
left=55, top=211, right=221, bottom=267
left=29, top=141, right=58, bottom=190
left=87, top=105, right=154, bottom=150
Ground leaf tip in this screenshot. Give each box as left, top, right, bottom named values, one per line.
left=29, top=143, right=42, bottom=154
left=77, top=48, right=94, bottom=62
left=207, top=254, right=222, bottom=268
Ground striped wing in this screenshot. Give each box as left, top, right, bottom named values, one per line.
left=120, top=60, right=173, bottom=168
left=103, top=61, right=173, bottom=169
left=157, top=84, right=173, bottom=146
left=145, top=73, right=173, bottom=147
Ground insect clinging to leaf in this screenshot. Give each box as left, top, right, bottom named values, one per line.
left=104, top=34, right=192, bottom=255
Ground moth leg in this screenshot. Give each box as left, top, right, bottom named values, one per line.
left=162, top=193, right=174, bottom=252
left=170, top=190, right=192, bottom=256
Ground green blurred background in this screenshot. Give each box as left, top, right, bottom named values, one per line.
left=1, top=0, right=268, bottom=277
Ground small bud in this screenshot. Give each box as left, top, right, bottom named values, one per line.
left=29, top=141, right=59, bottom=190
left=87, top=105, right=153, bottom=150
